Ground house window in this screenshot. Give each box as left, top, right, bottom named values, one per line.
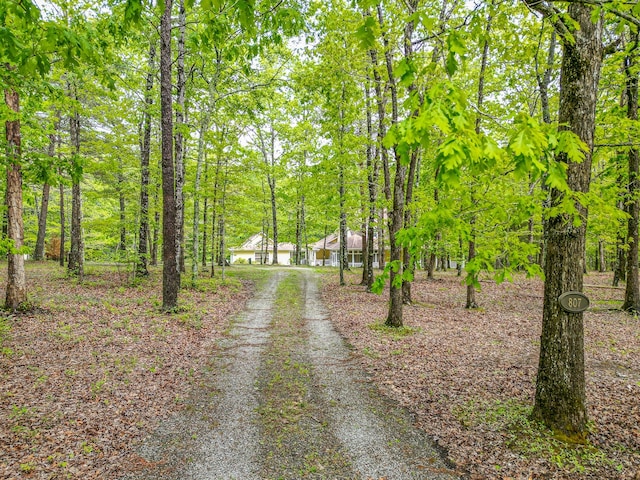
left=255, top=252, right=269, bottom=264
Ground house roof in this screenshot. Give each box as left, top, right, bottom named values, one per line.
left=313, top=230, right=365, bottom=251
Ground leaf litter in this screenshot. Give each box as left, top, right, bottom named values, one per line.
left=320, top=269, right=639, bottom=480
left=0, top=263, right=252, bottom=479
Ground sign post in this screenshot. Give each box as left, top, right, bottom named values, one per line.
left=558, top=292, right=590, bottom=313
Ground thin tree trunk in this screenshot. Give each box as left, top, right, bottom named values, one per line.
left=137, top=43, right=155, bottom=277
left=68, top=90, right=84, bottom=281
left=152, top=197, right=159, bottom=266
left=118, top=165, right=126, bottom=253
left=528, top=2, right=603, bottom=441
left=192, top=115, right=208, bottom=286
left=35, top=183, right=50, bottom=261
left=537, top=30, right=557, bottom=269
left=161, top=0, right=179, bottom=310
left=202, top=163, right=208, bottom=268
left=364, top=76, right=377, bottom=290
left=339, top=164, right=347, bottom=286
left=466, top=5, right=493, bottom=309
left=4, top=87, right=27, bottom=309
left=613, top=193, right=626, bottom=286
left=623, top=34, right=640, bottom=312
left=211, top=155, right=221, bottom=276
left=59, top=171, right=65, bottom=267
left=401, top=6, right=419, bottom=305
left=175, top=0, right=187, bottom=274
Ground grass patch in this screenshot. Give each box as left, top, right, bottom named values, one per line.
left=0, top=315, right=13, bottom=356
left=452, top=398, right=621, bottom=474
left=367, top=323, right=420, bottom=340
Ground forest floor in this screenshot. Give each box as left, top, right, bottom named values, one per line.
left=0, top=263, right=638, bottom=479
left=321, top=268, right=640, bottom=480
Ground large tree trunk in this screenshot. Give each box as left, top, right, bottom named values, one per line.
left=161, top=0, right=179, bottom=310
left=175, top=0, right=187, bottom=274
left=622, top=35, right=640, bottom=312
left=68, top=96, right=84, bottom=281
left=377, top=3, right=405, bottom=328
left=4, top=87, right=27, bottom=310
left=530, top=3, right=602, bottom=442
left=137, top=43, right=155, bottom=277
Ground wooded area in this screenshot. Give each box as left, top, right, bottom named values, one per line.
left=1, top=0, right=639, bottom=467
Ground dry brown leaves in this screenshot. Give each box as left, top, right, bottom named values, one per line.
left=0, top=263, right=251, bottom=479
left=321, top=269, right=640, bottom=480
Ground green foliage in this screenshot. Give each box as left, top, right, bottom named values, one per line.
left=452, top=399, right=620, bottom=474
left=367, top=323, right=419, bottom=339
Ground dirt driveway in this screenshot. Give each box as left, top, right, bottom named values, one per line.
left=124, top=269, right=460, bottom=480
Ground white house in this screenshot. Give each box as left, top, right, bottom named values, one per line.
left=310, top=230, right=388, bottom=267
left=229, top=233, right=297, bottom=265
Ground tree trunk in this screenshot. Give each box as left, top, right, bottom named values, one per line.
left=192, top=114, right=208, bottom=286
left=339, top=164, right=347, bottom=286
left=623, top=35, right=640, bottom=312
left=161, top=0, right=179, bottom=310
left=613, top=193, right=626, bottom=286
left=59, top=171, right=65, bottom=267
left=466, top=5, right=493, bottom=309
left=137, top=42, right=155, bottom=277
left=35, top=118, right=58, bottom=261
left=401, top=4, right=419, bottom=306
left=118, top=167, right=126, bottom=253
left=35, top=183, right=50, bottom=261
left=210, top=155, right=221, bottom=276
left=364, top=77, right=377, bottom=291
left=530, top=3, right=602, bottom=442
left=175, top=0, right=187, bottom=274
left=597, top=239, right=606, bottom=273
left=537, top=30, right=557, bottom=270
left=4, top=87, right=27, bottom=309
left=68, top=96, right=84, bottom=281
left=377, top=3, right=405, bottom=327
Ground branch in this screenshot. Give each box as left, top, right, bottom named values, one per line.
left=521, top=0, right=572, bottom=42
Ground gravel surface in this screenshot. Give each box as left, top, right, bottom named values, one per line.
left=125, top=268, right=460, bottom=479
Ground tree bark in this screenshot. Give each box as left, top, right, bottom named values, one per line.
left=364, top=77, right=377, bottom=291
left=175, top=0, right=187, bottom=274
left=161, top=0, right=179, bottom=310
left=118, top=165, right=126, bottom=253
left=192, top=114, right=208, bottom=285
left=530, top=3, right=603, bottom=442
left=622, top=35, right=640, bottom=312
left=35, top=118, right=57, bottom=261
left=4, top=87, right=27, bottom=309
left=137, top=42, right=155, bottom=277
left=59, top=171, right=65, bottom=267
left=68, top=90, right=84, bottom=281
left=466, top=5, right=493, bottom=309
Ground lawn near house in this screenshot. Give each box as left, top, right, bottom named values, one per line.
left=320, top=268, right=640, bottom=480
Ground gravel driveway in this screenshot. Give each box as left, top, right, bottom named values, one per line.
left=124, top=269, right=460, bottom=480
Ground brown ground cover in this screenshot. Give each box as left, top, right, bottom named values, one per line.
left=320, top=269, right=640, bottom=480
left=0, top=263, right=252, bottom=479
